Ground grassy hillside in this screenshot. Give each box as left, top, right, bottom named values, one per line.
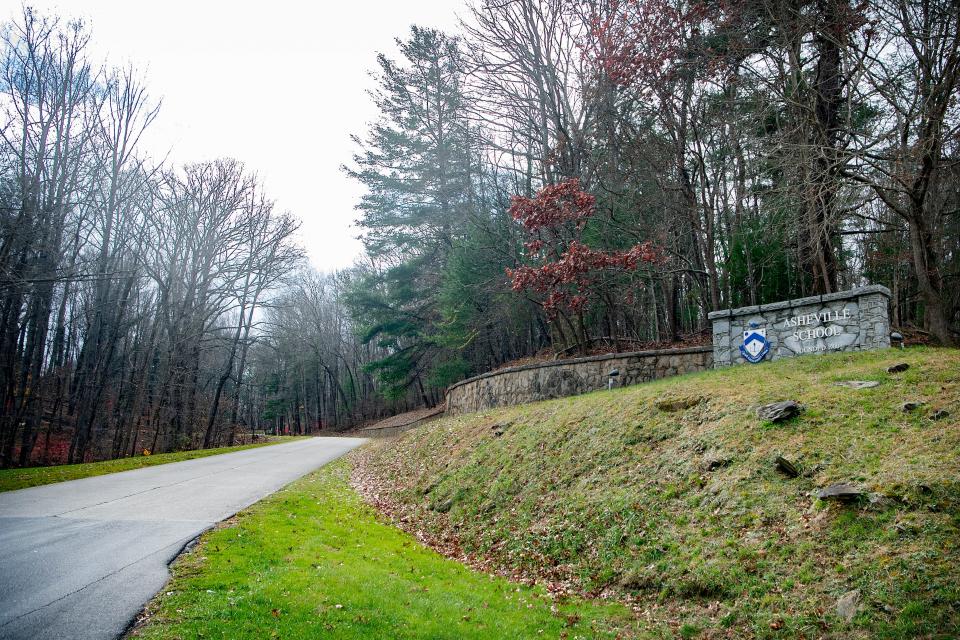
left=358, top=347, right=959, bottom=639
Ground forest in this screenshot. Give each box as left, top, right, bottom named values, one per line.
left=0, top=0, right=957, bottom=466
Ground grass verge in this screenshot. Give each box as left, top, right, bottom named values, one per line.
left=130, top=459, right=633, bottom=639
left=360, top=347, right=960, bottom=639
left=0, top=436, right=308, bottom=492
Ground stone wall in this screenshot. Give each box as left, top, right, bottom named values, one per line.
left=361, top=415, right=443, bottom=438
left=360, top=407, right=445, bottom=438
left=445, top=347, right=713, bottom=416
left=709, top=284, right=891, bottom=367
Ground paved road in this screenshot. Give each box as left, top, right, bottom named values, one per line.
left=0, top=437, right=365, bottom=640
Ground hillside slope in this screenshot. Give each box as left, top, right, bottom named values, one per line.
left=357, top=348, right=959, bottom=639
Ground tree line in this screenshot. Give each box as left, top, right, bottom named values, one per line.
left=0, top=9, right=308, bottom=465
left=271, top=0, right=956, bottom=423
left=104, top=0, right=960, bottom=441
left=2, top=1, right=958, bottom=465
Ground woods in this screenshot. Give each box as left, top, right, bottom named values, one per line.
left=326, top=0, right=958, bottom=418
left=0, top=10, right=301, bottom=465
left=0, top=1, right=957, bottom=466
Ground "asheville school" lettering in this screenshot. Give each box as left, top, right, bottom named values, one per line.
left=784, top=308, right=852, bottom=341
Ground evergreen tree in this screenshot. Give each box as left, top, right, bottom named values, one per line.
left=343, top=26, right=477, bottom=400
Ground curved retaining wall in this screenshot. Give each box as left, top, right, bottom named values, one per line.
left=445, top=347, right=713, bottom=415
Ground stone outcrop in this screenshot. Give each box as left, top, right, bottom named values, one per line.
left=445, top=347, right=712, bottom=416
left=756, top=400, right=805, bottom=422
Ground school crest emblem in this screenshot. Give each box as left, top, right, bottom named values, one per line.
left=739, top=323, right=769, bottom=364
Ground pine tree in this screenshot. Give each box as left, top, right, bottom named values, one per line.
left=343, top=26, right=477, bottom=400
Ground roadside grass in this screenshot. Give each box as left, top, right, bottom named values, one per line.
left=130, top=459, right=634, bottom=640
left=0, top=436, right=309, bottom=492
left=361, top=347, right=960, bottom=638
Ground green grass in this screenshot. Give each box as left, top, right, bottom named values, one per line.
left=0, top=437, right=308, bottom=492
left=362, top=347, right=960, bottom=639
left=131, top=460, right=633, bottom=640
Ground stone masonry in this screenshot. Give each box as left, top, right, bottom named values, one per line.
left=445, top=347, right=713, bottom=415
left=709, top=285, right=891, bottom=367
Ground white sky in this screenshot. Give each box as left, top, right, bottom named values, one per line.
left=1, top=0, right=464, bottom=271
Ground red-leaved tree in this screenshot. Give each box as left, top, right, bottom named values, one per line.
left=586, top=0, right=714, bottom=91
left=506, top=179, right=659, bottom=350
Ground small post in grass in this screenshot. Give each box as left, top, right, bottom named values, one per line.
left=890, top=331, right=904, bottom=349
left=607, top=368, right=620, bottom=391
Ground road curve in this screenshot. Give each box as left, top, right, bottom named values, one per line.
left=0, top=436, right=365, bottom=640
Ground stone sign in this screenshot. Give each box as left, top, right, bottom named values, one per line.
left=709, top=285, right=891, bottom=367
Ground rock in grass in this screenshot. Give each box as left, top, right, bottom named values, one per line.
left=703, top=456, right=731, bottom=472
left=430, top=499, right=453, bottom=513
left=816, top=483, right=864, bottom=501
left=774, top=455, right=799, bottom=478
left=868, top=492, right=896, bottom=508
left=902, top=401, right=923, bottom=412
left=836, top=589, right=861, bottom=622
left=887, top=363, right=909, bottom=373
left=834, top=380, right=880, bottom=389
left=490, top=421, right=512, bottom=436
left=756, top=401, right=804, bottom=422
left=655, top=396, right=703, bottom=412
left=930, top=409, right=950, bottom=421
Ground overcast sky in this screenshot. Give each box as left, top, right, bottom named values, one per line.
left=2, top=0, right=464, bottom=271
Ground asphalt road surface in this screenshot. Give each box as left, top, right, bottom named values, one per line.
left=0, top=437, right=365, bottom=640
